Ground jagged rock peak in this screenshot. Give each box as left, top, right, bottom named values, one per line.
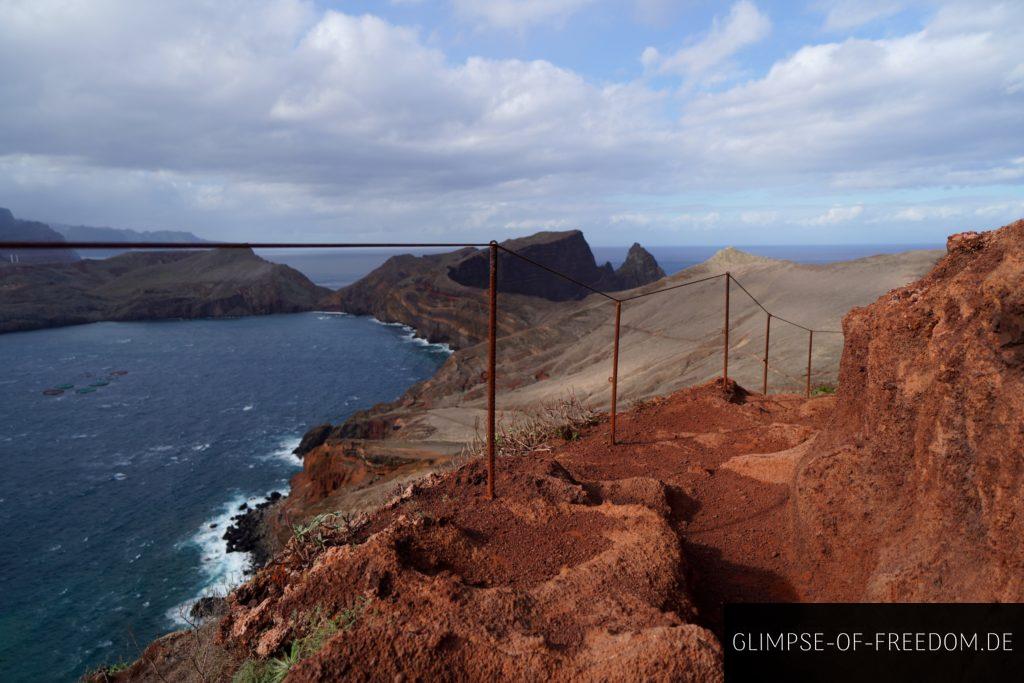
left=447, top=229, right=665, bottom=301
left=615, top=243, right=666, bottom=289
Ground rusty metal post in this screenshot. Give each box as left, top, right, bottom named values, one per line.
left=723, top=273, right=730, bottom=383
left=763, top=313, right=771, bottom=395
left=609, top=300, right=621, bottom=445
left=487, top=241, right=497, bottom=498
left=805, top=329, right=813, bottom=399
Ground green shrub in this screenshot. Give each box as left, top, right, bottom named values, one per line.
left=232, top=599, right=368, bottom=683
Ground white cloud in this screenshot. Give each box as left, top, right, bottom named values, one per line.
left=679, top=2, right=1024, bottom=189
left=0, top=0, right=1021, bottom=243
left=740, top=210, right=780, bottom=224
left=643, top=1, right=771, bottom=80
left=451, top=0, right=595, bottom=31
left=803, top=205, right=864, bottom=225
left=818, top=0, right=904, bottom=31
left=891, top=206, right=961, bottom=221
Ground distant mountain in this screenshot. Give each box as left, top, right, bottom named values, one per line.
left=52, top=222, right=206, bottom=244
left=0, top=208, right=79, bottom=265
left=0, top=248, right=331, bottom=334
left=50, top=222, right=206, bottom=258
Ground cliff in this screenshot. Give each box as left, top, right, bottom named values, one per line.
left=795, top=218, right=1024, bottom=601
left=0, top=248, right=331, bottom=334
left=447, top=231, right=664, bottom=301
left=0, top=207, right=79, bottom=265
left=322, top=230, right=664, bottom=348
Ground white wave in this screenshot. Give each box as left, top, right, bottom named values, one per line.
left=372, top=317, right=453, bottom=355
left=193, top=443, right=211, bottom=452
left=242, top=404, right=254, bottom=412
left=168, top=493, right=253, bottom=627
left=262, top=435, right=303, bottom=467
left=370, top=317, right=406, bottom=327
left=112, top=472, right=127, bottom=481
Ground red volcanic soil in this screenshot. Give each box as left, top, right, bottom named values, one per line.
left=553, top=381, right=833, bottom=632
left=199, top=380, right=828, bottom=682
left=114, top=381, right=834, bottom=682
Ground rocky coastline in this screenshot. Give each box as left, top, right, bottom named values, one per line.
left=221, top=491, right=285, bottom=572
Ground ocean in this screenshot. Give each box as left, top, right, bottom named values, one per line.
left=0, top=242, right=941, bottom=680
left=0, top=313, right=449, bottom=681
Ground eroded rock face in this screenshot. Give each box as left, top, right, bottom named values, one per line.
left=795, top=218, right=1024, bottom=601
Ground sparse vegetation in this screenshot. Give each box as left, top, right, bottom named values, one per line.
left=289, top=511, right=360, bottom=565
left=83, top=660, right=130, bottom=681
left=812, top=383, right=837, bottom=396
left=232, top=599, right=368, bottom=683
left=456, top=393, right=600, bottom=464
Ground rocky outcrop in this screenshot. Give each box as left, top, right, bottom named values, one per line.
left=447, top=230, right=664, bottom=301
left=614, top=242, right=667, bottom=289
left=795, top=218, right=1024, bottom=601
left=0, top=247, right=331, bottom=334
left=0, top=207, right=79, bottom=265
left=222, top=492, right=285, bottom=569
left=320, top=247, right=531, bottom=350
left=323, top=230, right=664, bottom=349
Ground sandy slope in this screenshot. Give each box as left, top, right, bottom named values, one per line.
left=387, top=246, right=942, bottom=447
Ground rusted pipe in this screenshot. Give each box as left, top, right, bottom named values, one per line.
left=487, top=241, right=498, bottom=499
left=805, top=329, right=813, bottom=399
left=723, top=273, right=730, bottom=383
left=610, top=300, right=621, bottom=445
left=763, top=313, right=771, bottom=395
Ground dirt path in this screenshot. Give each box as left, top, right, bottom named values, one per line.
left=552, top=381, right=833, bottom=633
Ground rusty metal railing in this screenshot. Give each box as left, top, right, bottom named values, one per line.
left=2, top=239, right=844, bottom=498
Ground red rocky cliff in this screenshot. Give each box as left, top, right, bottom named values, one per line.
left=795, top=219, right=1024, bottom=601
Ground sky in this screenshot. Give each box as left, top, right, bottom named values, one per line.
left=0, top=0, right=1022, bottom=245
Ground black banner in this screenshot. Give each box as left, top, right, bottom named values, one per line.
left=725, top=603, right=1024, bottom=682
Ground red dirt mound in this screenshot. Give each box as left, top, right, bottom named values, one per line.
left=219, top=454, right=723, bottom=681
left=795, top=219, right=1024, bottom=601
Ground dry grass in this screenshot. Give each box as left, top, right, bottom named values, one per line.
left=452, top=393, right=601, bottom=466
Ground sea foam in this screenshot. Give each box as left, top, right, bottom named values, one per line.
left=169, top=493, right=253, bottom=626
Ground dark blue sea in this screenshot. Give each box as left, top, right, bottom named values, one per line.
left=0, top=313, right=449, bottom=681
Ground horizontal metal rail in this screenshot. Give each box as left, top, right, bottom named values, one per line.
left=0, top=241, right=489, bottom=250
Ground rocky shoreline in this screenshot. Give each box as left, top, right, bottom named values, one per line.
left=221, top=491, right=285, bottom=571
